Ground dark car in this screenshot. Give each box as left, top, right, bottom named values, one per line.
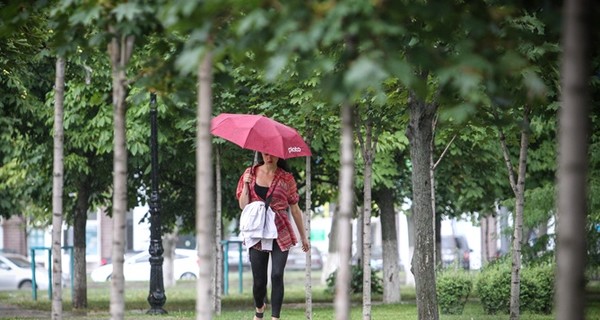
left=441, top=235, right=471, bottom=270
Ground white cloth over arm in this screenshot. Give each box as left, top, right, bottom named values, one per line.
left=239, top=201, right=278, bottom=251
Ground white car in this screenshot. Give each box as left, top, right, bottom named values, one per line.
left=0, top=253, right=49, bottom=290
left=90, top=249, right=198, bottom=282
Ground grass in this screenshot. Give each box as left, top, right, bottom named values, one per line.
left=0, top=271, right=599, bottom=319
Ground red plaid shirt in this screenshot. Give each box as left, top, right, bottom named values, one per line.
left=236, top=165, right=300, bottom=251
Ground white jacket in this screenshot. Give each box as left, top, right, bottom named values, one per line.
left=240, top=201, right=278, bottom=251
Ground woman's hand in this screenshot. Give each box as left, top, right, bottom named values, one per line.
left=243, top=172, right=252, bottom=184
left=301, top=237, right=310, bottom=252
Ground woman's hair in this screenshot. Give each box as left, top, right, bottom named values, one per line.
left=277, top=158, right=290, bottom=172
left=256, top=158, right=290, bottom=172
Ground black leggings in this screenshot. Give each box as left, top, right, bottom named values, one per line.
left=249, top=241, right=289, bottom=318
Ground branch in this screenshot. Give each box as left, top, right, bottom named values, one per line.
left=492, top=107, right=518, bottom=196
left=432, top=134, right=457, bottom=170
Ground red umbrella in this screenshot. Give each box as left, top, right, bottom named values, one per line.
left=210, top=113, right=312, bottom=159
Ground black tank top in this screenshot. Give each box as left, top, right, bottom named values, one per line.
left=254, top=184, right=269, bottom=201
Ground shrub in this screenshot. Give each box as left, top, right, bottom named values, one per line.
left=325, top=264, right=383, bottom=295
left=520, top=263, right=554, bottom=314
left=436, top=270, right=473, bottom=315
left=475, top=260, right=555, bottom=315
left=475, top=260, right=512, bottom=314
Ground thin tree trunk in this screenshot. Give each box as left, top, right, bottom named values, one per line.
left=108, top=29, right=134, bottom=320
left=374, top=187, right=401, bottom=303
left=429, top=118, right=437, bottom=267
left=405, top=211, right=415, bottom=286
left=335, top=103, right=354, bottom=320
left=73, top=177, right=90, bottom=310
left=556, top=0, right=592, bottom=319
left=213, top=147, right=222, bottom=314
left=509, top=126, right=529, bottom=320
left=496, top=107, right=530, bottom=320
left=51, top=56, right=66, bottom=320
left=195, top=45, right=214, bottom=320
left=305, top=153, right=313, bottom=320
left=322, top=204, right=340, bottom=284
left=406, top=86, right=439, bottom=320
left=357, top=116, right=377, bottom=320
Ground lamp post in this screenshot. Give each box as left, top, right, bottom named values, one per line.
left=147, top=92, right=167, bottom=314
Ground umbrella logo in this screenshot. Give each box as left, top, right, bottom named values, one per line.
left=288, top=147, right=302, bottom=153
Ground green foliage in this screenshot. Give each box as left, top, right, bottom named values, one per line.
left=474, top=260, right=512, bottom=314
left=436, top=269, right=473, bottom=315
left=325, top=265, right=383, bottom=295
left=520, top=263, right=555, bottom=314
left=475, top=259, right=554, bottom=315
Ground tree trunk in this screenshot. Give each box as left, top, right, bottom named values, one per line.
left=497, top=108, right=530, bottom=320
left=73, top=178, right=90, bottom=310
left=195, top=45, right=214, bottom=320
left=163, top=230, right=177, bottom=288
left=108, top=29, right=134, bottom=320
left=322, top=204, right=340, bottom=284
left=357, top=117, right=377, bottom=320
left=556, top=0, right=592, bottom=319
left=335, top=103, right=354, bottom=320
left=373, top=187, right=401, bottom=303
left=213, top=147, right=223, bottom=314
left=406, top=88, right=439, bottom=320
left=509, top=135, right=528, bottom=320
left=362, top=165, right=373, bottom=320
left=405, top=212, right=415, bottom=286
left=305, top=153, right=313, bottom=320
left=51, top=56, right=66, bottom=320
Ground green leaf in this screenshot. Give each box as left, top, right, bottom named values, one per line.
left=344, top=57, right=387, bottom=91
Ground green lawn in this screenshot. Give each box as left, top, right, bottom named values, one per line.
left=0, top=271, right=598, bottom=319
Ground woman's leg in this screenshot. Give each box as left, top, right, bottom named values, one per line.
left=269, top=242, right=289, bottom=318
left=249, top=247, right=270, bottom=310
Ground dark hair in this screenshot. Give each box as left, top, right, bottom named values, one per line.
left=256, top=158, right=290, bottom=172
left=277, top=158, right=290, bottom=172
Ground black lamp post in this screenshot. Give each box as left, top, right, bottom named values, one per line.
left=147, top=92, right=167, bottom=314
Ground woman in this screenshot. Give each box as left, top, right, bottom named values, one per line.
left=236, top=152, right=310, bottom=320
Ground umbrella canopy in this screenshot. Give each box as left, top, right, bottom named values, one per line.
left=210, top=113, right=312, bottom=159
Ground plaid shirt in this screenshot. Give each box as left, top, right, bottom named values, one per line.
left=236, top=165, right=300, bottom=251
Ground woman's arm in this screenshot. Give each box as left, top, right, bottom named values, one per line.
left=238, top=171, right=252, bottom=209
left=289, top=203, right=310, bottom=252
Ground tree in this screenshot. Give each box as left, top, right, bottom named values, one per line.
left=51, top=56, right=66, bottom=320
left=335, top=103, right=354, bottom=320
left=556, top=0, right=594, bottom=319
left=495, top=106, right=531, bottom=320
left=195, top=41, right=215, bottom=319
left=108, top=26, right=134, bottom=318
left=406, top=73, right=439, bottom=320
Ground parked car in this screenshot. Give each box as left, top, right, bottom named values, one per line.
left=90, top=249, right=198, bottom=282
left=441, top=235, right=471, bottom=270
left=286, top=246, right=323, bottom=270
left=0, top=253, right=49, bottom=290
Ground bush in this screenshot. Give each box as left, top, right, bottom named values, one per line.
left=520, top=263, right=554, bottom=314
left=436, top=270, right=473, bottom=315
left=475, top=261, right=511, bottom=314
left=325, top=264, right=383, bottom=295
left=475, top=260, right=555, bottom=315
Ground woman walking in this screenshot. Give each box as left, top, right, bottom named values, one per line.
left=236, top=152, right=310, bottom=320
